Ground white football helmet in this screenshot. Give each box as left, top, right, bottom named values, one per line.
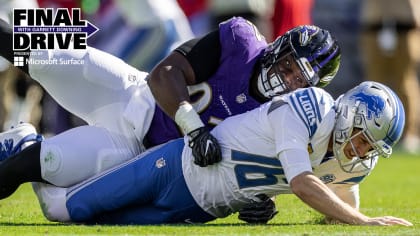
left=333, top=81, right=405, bottom=173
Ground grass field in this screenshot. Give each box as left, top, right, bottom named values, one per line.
left=0, top=151, right=419, bottom=235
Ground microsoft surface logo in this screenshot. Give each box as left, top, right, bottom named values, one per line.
left=14, top=56, right=25, bottom=66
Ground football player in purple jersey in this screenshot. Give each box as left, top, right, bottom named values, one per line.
left=147, top=17, right=341, bottom=166
left=0, top=17, right=340, bottom=223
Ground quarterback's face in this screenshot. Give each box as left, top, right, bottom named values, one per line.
left=270, top=54, right=309, bottom=91
left=343, top=129, right=374, bottom=160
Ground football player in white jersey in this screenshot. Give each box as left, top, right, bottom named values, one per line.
left=7, top=81, right=411, bottom=226
left=0, top=17, right=341, bottom=207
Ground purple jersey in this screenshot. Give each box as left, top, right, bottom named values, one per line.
left=145, top=17, right=267, bottom=147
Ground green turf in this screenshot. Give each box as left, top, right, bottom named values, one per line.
left=0, top=152, right=419, bottom=235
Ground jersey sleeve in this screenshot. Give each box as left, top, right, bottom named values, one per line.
left=218, top=17, right=266, bottom=66
left=266, top=100, right=313, bottom=182
left=287, top=88, right=325, bottom=138
left=268, top=87, right=335, bottom=182
left=174, top=30, right=221, bottom=83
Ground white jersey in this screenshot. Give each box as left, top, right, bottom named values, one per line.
left=33, top=86, right=377, bottom=222
left=312, top=155, right=377, bottom=210
left=182, top=87, right=336, bottom=217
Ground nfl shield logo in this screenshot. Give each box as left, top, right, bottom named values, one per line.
left=155, top=157, right=166, bottom=168
left=236, top=93, right=247, bottom=103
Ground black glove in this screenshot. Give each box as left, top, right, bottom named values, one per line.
left=188, top=127, right=222, bottom=167
left=238, top=194, right=278, bottom=224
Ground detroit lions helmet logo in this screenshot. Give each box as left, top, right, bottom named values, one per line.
left=350, top=91, right=385, bottom=120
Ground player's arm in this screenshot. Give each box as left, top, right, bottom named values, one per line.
left=290, top=172, right=412, bottom=226
left=147, top=51, right=195, bottom=120
left=320, top=157, right=376, bottom=224
left=323, top=184, right=360, bottom=224
left=147, top=30, right=221, bottom=119
left=291, top=172, right=367, bottom=224
left=277, top=147, right=376, bottom=225
left=147, top=30, right=222, bottom=167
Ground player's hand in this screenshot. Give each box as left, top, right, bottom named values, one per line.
left=188, top=127, right=222, bottom=167
left=238, top=194, right=278, bottom=224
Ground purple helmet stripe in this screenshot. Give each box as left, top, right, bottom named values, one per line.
left=317, top=46, right=340, bottom=68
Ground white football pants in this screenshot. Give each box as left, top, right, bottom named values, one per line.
left=28, top=47, right=155, bottom=186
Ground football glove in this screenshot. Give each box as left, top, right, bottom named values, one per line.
left=188, top=127, right=222, bottom=167
left=238, top=194, right=278, bottom=224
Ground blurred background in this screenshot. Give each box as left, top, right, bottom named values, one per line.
left=0, top=0, right=419, bottom=154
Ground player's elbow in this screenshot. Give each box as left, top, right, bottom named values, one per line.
left=148, top=63, right=168, bottom=90
left=148, top=51, right=195, bottom=89
left=289, top=171, right=314, bottom=198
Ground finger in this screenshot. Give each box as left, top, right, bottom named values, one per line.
left=371, top=216, right=413, bottom=226
left=384, top=216, right=413, bottom=226
left=200, top=153, right=208, bottom=166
